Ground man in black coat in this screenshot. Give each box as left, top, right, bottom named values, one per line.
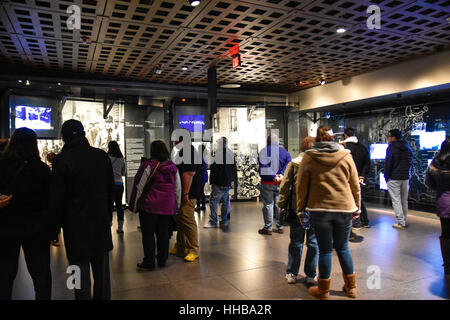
left=343, top=128, right=371, bottom=229
left=385, top=129, right=413, bottom=230
left=50, top=120, right=114, bottom=300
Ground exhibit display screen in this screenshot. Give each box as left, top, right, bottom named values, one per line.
left=411, top=122, right=426, bottom=135
left=379, top=173, right=388, bottom=190
left=179, top=115, right=205, bottom=132
left=370, top=143, right=388, bottom=160
left=15, top=105, right=51, bottom=130
left=419, top=131, right=446, bottom=150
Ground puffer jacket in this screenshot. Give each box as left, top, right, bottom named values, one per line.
left=129, top=159, right=181, bottom=215
left=426, top=161, right=450, bottom=219
left=296, top=141, right=361, bottom=214
left=385, top=140, right=413, bottom=181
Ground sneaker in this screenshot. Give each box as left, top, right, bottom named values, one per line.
left=286, top=273, right=297, bottom=284
left=362, top=225, right=371, bottom=229
left=306, top=276, right=317, bottom=285
left=258, top=228, right=272, bottom=235
left=184, top=253, right=199, bottom=262
left=137, top=262, right=155, bottom=271
left=392, top=224, right=406, bottom=230
left=116, top=228, right=124, bottom=234
left=277, top=228, right=284, bottom=234
left=169, top=247, right=187, bottom=255
left=204, top=222, right=218, bottom=228
left=220, top=221, right=229, bottom=227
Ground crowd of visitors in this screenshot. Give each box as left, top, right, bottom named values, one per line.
left=0, top=119, right=448, bottom=300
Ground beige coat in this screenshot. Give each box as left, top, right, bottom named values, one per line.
left=278, top=153, right=303, bottom=212
left=296, top=147, right=361, bottom=214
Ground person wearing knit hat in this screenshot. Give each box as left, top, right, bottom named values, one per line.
left=50, top=119, right=115, bottom=300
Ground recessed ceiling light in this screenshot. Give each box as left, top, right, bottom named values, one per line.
left=182, top=67, right=188, bottom=71
left=25, top=80, right=30, bottom=85
left=336, top=26, right=347, bottom=33
left=220, top=84, right=241, bottom=89
left=189, top=0, right=200, bottom=6
left=18, top=80, right=22, bottom=83
left=57, top=82, right=61, bottom=85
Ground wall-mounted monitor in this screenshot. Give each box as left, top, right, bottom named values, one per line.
left=419, top=131, right=446, bottom=150
left=179, top=114, right=205, bottom=132
left=15, top=106, right=52, bottom=130
left=10, top=95, right=61, bottom=138
left=379, top=173, right=388, bottom=190
left=370, top=143, right=388, bottom=160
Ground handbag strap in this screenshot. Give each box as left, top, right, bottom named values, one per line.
left=286, top=164, right=295, bottom=207
left=143, top=161, right=160, bottom=190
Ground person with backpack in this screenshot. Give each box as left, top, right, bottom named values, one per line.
left=129, top=140, right=181, bottom=270
left=0, top=128, right=52, bottom=300
left=278, top=136, right=318, bottom=285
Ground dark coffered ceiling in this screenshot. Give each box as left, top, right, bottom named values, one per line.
left=0, top=0, right=449, bottom=93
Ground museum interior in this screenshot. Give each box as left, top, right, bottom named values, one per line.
left=0, top=0, right=449, bottom=301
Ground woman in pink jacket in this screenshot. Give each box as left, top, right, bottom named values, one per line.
left=129, top=140, right=181, bottom=270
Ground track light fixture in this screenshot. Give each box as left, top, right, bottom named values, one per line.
left=189, top=0, right=200, bottom=6
left=336, top=26, right=347, bottom=33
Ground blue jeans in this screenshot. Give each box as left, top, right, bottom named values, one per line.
left=260, top=184, right=282, bottom=230
left=310, top=212, right=354, bottom=279
left=209, top=185, right=230, bottom=225
left=287, top=225, right=318, bottom=278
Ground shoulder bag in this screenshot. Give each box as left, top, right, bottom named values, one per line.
left=136, top=161, right=160, bottom=211
left=280, top=167, right=301, bottom=227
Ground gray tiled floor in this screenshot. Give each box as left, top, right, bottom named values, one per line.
left=11, top=202, right=450, bottom=300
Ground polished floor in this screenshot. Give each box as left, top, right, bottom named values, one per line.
left=12, top=202, right=450, bottom=300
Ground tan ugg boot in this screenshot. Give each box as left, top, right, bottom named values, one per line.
left=343, top=273, right=357, bottom=298
left=308, top=278, right=330, bottom=300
